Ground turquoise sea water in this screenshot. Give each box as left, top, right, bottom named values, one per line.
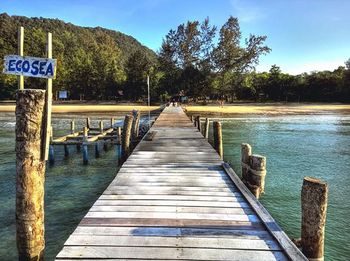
left=0, top=112, right=349, bottom=260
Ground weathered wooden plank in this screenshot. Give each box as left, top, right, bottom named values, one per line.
left=56, top=246, right=288, bottom=260
left=89, top=206, right=254, bottom=215
left=85, top=212, right=260, bottom=222
left=93, top=199, right=251, bottom=208
left=65, top=235, right=281, bottom=250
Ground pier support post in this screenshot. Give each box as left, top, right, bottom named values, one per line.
left=64, top=144, right=69, bottom=157
left=241, top=143, right=252, bottom=181
left=213, top=121, right=223, bottom=159
left=70, top=120, right=75, bottom=134
left=191, top=115, right=194, bottom=123
left=204, top=118, right=209, bottom=139
left=117, top=126, right=122, bottom=165
left=86, top=117, right=90, bottom=129
left=196, top=116, right=201, bottom=133
left=82, top=127, right=89, bottom=165
left=132, top=110, right=140, bottom=140
left=95, top=143, right=100, bottom=158
left=121, top=115, right=133, bottom=164
left=301, top=177, right=328, bottom=261
left=15, top=89, right=46, bottom=261
left=110, top=118, right=115, bottom=129
left=49, top=126, right=54, bottom=165
left=240, top=144, right=267, bottom=199
left=99, top=120, right=104, bottom=133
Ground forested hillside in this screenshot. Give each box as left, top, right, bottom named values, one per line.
left=1, top=13, right=349, bottom=102
left=0, top=13, right=157, bottom=100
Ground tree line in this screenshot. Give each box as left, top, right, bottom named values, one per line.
left=1, top=13, right=349, bottom=103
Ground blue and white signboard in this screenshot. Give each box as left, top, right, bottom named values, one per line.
left=58, top=90, right=68, bottom=99
left=3, top=55, right=57, bottom=79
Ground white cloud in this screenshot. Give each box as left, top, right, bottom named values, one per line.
left=230, top=0, right=265, bottom=22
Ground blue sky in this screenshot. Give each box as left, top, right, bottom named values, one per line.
left=1, top=0, right=349, bottom=74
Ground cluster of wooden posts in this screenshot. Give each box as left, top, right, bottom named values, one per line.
left=48, top=110, right=145, bottom=165
left=190, top=114, right=329, bottom=261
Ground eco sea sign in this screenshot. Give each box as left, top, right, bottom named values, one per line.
left=3, top=55, right=57, bottom=79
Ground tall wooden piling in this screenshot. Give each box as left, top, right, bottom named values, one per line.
left=132, top=110, right=140, bottom=140
left=213, top=121, right=223, bottom=159
left=49, top=126, right=54, bottom=165
left=99, top=120, right=104, bottom=133
left=110, top=118, right=115, bottom=129
left=121, top=115, right=133, bottom=164
left=241, top=143, right=252, bottom=181
left=86, top=117, right=90, bottom=129
left=70, top=120, right=75, bottom=134
left=301, top=177, right=328, bottom=261
left=95, top=143, right=100, bottom=158
left=16, top=89, right=46, bottom=260
left=204, top=118, right=209, bottom=139
left=240, top=144, right=267, bottom=199
left=64, top=144, right=69, bottom=157
left=82, top=127, right=89, bottom=165
left=196, top=116, right=201, bottom=133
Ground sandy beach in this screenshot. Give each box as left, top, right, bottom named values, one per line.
left=1, top=103, right=350, bottom=115
left=184, top=103, right=350, bottom=115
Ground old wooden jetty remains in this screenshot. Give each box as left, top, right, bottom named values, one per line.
left=55, top=106, right=313, bottom=261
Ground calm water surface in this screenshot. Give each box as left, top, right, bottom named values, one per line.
left=0, top=112, right=349, bottom=260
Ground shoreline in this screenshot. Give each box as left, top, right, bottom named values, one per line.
left=0, top=103, right=350, bottom=115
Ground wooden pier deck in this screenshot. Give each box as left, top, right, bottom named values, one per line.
left=56, top=106, right=306, bottom=260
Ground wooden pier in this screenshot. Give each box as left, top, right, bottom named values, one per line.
left=56, top=106, right=307, bottom=260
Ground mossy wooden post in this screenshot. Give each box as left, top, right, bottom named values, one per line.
left=248, top=155, right=267, bottom=199
left=49, top=126, right=55, bottom=165
left=213, top=121, right=223, bottom=159
left=110, top=118, right=115, bottom=129
left=121, top=115, right=133, bottom=164
left=241, top=143, right=252, bottom=181
left=99, top=120, right=104, bottom=133
left=82, top=127, right=89, bottom=165
left=196, top=116, right=201, bottom=133
left=301, top=177, right=328, bottom=261
left=86, top=117, right=90, bottom=129
left=16, top=89, right=46, bottom=261
left=132, top=110, right=140, bottom=140
left=117, top=126, right=122, bottom=165
left=70, top=120, right=75, bottom=134
left=204, top=118, right=209, bottom=139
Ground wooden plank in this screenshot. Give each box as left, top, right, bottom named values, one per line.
left=89, top=206, right=255, bottom=215
left=71, top=226, right=272, bottom=239
left=56, top=246, right=288, bottom=260
left=85, top=212, right=260, bottom=222
left=79, top=218, right=261, bottom=228
left=93, top=199, right=251, bottom=208
left=65, top=235, right=282, bottom=250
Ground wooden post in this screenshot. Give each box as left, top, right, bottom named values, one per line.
left=117, top=126, right=122, bottom=143
left=16, top=89, right=46, bottom=260
left=132, top=110, right=140, bottom=140
left=213, top=121, right=223, bottom=159
left=49, top=126, right=54, bottom=165
left=86, top=117, right=91, bottom=129
left=70, top=120, right=75, bottom=134
left=121, top=115, right=133, bottom=164
left=196, top=116, right=201, bottom=133
left=95, top=143, right=100, bottom=158
left=301, top=177, right=328, bottom=261
left=42, top=32, right=53, bottom=161
left=111, top=118, right=115, bottom=129
left=99, top=120, right=104, bottom=133
left=204, top=118, right=209, bottom=138
left=82, top=127, right=88, bottom=165
left=241, top=143, right=252, bottom=181
left=64, top=144, right=69, bottom=157
left=18, top=26, right=24, bottom=90
left=117, top=126, right=122, bottom=165
left=248, top=155, right=267, bottom=199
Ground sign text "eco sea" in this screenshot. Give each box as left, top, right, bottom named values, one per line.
left=3, top=55, right=57, bottom=79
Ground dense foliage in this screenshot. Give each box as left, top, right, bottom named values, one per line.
left=0, top=13, right=157, bottom=100
left=1, top=13, right=349, bottom=102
